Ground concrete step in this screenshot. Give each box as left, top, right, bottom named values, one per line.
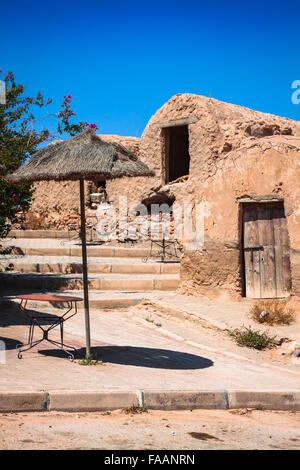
left=3, top=255, right=180, bottom=275
left=0, top=290, right=175, bottom=311
left=2, top=239, right=176, bottom=259
left=0, top=272, right=180, bottom=291
left=9, top=230, right=78, bottom=240
left=0, top=290, right=173, bottom=310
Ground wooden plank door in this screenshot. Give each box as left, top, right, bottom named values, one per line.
left=272, top=204, right=292, bottom=297
left=243, top=204, right=262, bottom=298
left=243, top=202, right=291, bottom=298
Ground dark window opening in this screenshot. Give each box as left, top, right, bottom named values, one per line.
left=164, top=125, right=190, bottom=183
left=142, top=193, right=175, bottom=212
left=97, top=181, right=106, bottom=190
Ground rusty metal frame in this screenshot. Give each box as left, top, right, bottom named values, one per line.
left=16, top=297, right=79, bottom=361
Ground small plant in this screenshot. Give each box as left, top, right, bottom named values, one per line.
left=145, top=317, right=161, bottom=327
left=250, top=300, right=295, bottom=326
left=145, top=317, right=154, bottom=323
left=255, top=404, right=265, bottom=411
left=78, top=353, right=101, bottom=366
left=227, top=325, right=277, bottom=350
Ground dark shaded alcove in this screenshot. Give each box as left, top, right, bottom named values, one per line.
left=165, top=125, right=190, bottom=183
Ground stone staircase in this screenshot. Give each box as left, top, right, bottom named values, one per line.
left=0, top=231, right=180, bottom=309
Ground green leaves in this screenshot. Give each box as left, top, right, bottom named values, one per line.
left=227, top=326, right=277, bottom=350
left=0, top=70, right=96, bottom=238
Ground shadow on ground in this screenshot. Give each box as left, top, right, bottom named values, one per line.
left=39, top=345, right=214, bottom=370
left=0, top=306, right=63, bottom=327
left=0, top=336, right=20, bottom=350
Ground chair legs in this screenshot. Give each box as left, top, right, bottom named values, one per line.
left=143, top=239, right=178, bottom=263
left=16, top=320, right=43, bottom=359
left=16, top=319, right=76, bottom=361
left=28, top=322, right=34, bottom=346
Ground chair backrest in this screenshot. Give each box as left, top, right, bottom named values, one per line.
left=150, top=213, right=174, bottom=240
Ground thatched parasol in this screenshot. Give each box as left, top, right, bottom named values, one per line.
left=7, top=128, right=152, bottom=182
left=7, top=128, right=154, bottom=357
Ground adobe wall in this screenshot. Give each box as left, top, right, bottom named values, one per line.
left=105, top=93, right=300, bottom=209
left=20, top=94, right=300, bottom=301
left=22, top=180, right=91, bottom=230
left=179, top=136, right=300, bottom=300
left=22, top=135, right=140, bottom=230
left=105, top=94, right=300, bottom=300
left=24, top=94, right=300, bottom=231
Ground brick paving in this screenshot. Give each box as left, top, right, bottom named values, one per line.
left=0, top=304, right=299, bottom=393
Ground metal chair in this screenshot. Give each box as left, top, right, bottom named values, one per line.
left=16, top=295, right=79, bottom=361
left=143, top=213, right=178, bottom=263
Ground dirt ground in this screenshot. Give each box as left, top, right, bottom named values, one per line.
left=0, top=409, right=299, bottom=450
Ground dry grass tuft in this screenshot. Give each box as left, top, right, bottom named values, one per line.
left=250, top=300, right=295, bottom=326
left=122, top=405, right=148, bottom=414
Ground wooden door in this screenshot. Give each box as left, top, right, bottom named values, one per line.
left=243, top=202, right=291, bottom=298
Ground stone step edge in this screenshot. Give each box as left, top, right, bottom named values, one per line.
left=0, top=390, right=299, bottom=412
left=0, top=275, right=180, bottom=291
left=7, top=246, right=176, bottom=258
left=0, top=296, right=144, bottom=309
left=9, top=230, right=78, bottom=239
left=5, top=262, right=180, bottom=275
left=0, top=272, right=179, bottom=279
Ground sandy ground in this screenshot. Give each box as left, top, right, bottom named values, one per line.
left=0, top=409, right=299, bottom=450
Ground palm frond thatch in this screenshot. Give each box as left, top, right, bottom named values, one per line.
left=6, top=128, right=154, bottom=183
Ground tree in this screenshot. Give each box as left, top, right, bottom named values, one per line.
left=0, top=70, right=98, bottom=240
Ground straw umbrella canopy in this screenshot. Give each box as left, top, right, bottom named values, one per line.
left=6, top=128, right=154, bottom=357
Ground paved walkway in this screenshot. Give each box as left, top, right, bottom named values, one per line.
left=0, top=302, right=299, bottom=393
left=151, top=294, right=300, bottom=340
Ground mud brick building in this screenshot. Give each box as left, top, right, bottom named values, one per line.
left=25, top=94, right=300, bottom=301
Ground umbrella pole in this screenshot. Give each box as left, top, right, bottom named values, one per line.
left=79, top=179, right=91, bottom=357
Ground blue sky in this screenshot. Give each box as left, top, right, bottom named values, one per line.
left=1, top=0, right=300, bottom=137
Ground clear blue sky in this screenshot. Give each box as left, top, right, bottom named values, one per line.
left=1, top=0, right=300, bottom=137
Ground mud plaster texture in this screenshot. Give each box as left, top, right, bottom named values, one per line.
left=23, top=135, right=140, bottom=231
left=22, top=94, right=300, bottom=301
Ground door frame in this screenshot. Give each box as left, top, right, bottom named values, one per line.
left=239, top=198, right=291, bottom=299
